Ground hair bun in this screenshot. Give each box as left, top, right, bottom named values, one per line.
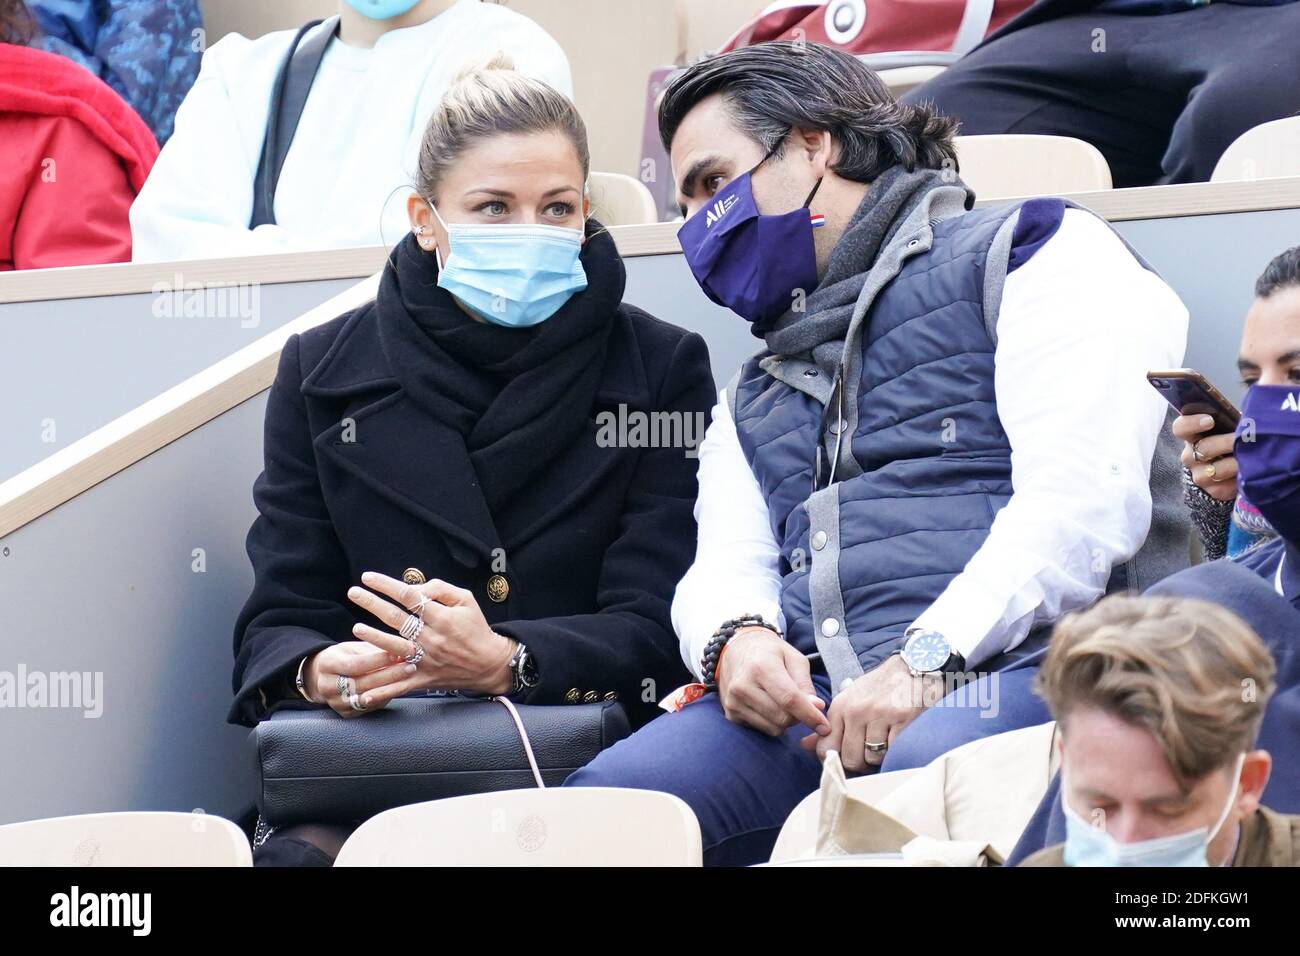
left=452, top=50, right=517, bottom=84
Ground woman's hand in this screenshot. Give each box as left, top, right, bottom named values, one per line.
left=1173, top=413, right=1238, bottom=502
left=302, top=642, right=417, bottom=719
left=345, top=571, right=516, bottom=710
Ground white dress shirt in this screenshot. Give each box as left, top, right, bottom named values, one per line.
left=129, top=0, right=572, bottom=263
left=671, top=208, right=1190, bottom=679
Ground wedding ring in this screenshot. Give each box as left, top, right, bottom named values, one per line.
left=399, top=612, right=423, bottom=640
left=865, top=740, right=889, bottom=754
left=348, top=693, right=367, bottom=712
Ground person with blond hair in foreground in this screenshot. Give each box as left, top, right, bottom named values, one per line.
left=1021, top=594, right=1298, bottom=867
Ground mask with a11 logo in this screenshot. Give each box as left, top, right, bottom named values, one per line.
left=1235, top=384, right=1300, bottom=545
left=429, top=201, right=588, bottom=329
left=676, top=146, right=823, bottom=333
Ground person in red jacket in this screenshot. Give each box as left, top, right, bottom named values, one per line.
left=0, top=0, right=158, bottom=270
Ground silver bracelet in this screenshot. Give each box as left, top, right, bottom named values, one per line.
left=295, top=655, right=314, bottom=702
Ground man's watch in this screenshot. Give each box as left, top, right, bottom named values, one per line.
left=899, top=627, right=966, bottom=677
left=507, top=642, right=539, bottom=696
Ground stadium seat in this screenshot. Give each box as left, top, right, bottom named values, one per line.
left=0, top=811, right=252, bottom=866
left=1212, top=117, right=1300, bottom=183
left=955, top=134, right=1113, bottom=199
left=877, top=64, right=946, bottom=98
left=334, top=787, right=702, bottom=866
left=588, top=171, right=659, bottom=226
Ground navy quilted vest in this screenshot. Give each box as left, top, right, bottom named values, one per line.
left=732, top=202, right=1021, bottom=685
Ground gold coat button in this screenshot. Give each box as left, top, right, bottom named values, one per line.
left=603, top=691, right=618, bottom=702
left=564, top=688, right=581, bottom=704
left=582, top=690, right=599, bottom=703
left=486, top=574, right=510, bottom=603
left=402, top=568, right=426, bottom=586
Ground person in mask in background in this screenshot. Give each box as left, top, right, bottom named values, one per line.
left=1008, top=249, right=1300, bottom=865
left=564, top=41, right=1190, bottom=867
left=230, top=57, right=714, bottom=866
left=1174, top=246, right=1300, bottom=559
left=130, top=0, right=571, bottom=262
left=1019, top=594, right=1297, bottom=868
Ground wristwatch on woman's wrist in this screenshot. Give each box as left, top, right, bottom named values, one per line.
left=701, top=614, right=782, bottom=686
left=507, top=641, right=539, bottom=696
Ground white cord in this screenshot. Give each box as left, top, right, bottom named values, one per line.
left=492, top=696, right=545, bottom=789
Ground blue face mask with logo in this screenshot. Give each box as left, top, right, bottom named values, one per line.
left=1236, top=384, right=1300, bottom=546
left=1061, top=755, right=1243, bottom=867
left=676, top=145, right=823, bottom=332
left=343, top=0, right=423, bottom=20
left=428, top=201, right=588, bottom=328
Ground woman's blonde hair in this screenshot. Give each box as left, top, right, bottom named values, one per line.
left=1037, top=594, right=1276, bottom=792
left=415, top=52, right=589, bottom=201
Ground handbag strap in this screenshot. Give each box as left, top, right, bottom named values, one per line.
left=250, top=16, right=340, bottom=228
left=492, top=696, right=546, bottom=788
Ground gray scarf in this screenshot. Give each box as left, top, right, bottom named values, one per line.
left=764, top=165, right=972, bottom=377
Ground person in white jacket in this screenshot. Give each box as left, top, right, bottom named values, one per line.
left=129, top=0, right=571, bottom=262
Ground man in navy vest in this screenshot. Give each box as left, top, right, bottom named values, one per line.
left=903, top=0, right=1300, bottom=186
left=564, top=41, right=1190, bottom=866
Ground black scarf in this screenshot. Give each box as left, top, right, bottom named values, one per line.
left=763, top=165, right=972, bottom=373
left=375, top=225, right=623, bottom=516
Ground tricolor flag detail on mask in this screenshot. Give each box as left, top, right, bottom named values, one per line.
left=810, top=213, right=826, bottom=228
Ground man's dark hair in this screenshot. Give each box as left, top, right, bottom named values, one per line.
left=0, top=0, right=35, bottom=45
left=658, top=41, right=959, bottom=181
left=1255, top=246, right=1300, bottom=299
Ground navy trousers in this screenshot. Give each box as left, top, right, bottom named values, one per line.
left=567, top=642, right=1053, bottom=866
left=904, top=4, right=1300, bottom=186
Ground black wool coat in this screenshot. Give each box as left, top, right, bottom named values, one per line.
left=230, top=298, right=715, bottom=729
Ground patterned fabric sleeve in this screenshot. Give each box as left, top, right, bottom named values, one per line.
left=1182, top=466, right=1233, bottom=561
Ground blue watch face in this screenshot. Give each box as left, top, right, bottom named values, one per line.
left=904, top=632, right=951, bottom=672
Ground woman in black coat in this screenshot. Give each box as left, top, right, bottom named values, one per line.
left=230, top=57, right=714, bottom=864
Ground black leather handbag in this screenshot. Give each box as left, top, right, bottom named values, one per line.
left=250, top=696, right=631, bottom=827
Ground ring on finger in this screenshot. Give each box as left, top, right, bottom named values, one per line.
left=348, top=692, right=367, bottom=712
left=1192, top=440, right=1208, bottom=463
left=399, top=612, right=423, bottom=640
left=865, top=740, right=888, bottom=755
left=408, top=595, right=429, bottom=617
left=336, top=675, right=354, bottom=699
left=1205, top=460, right=1218, bottom=481
left=404, top=637, right=425, bottom=666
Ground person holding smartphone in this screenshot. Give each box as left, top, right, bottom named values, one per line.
left=1172, top=246, right=1300, bottom=558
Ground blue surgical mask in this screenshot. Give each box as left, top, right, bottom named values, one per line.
left=343, top=0, right=423, bottom=20
left=428, top=201, right=588, bottom=328
left=1062, top=754, right=1243, bottom=867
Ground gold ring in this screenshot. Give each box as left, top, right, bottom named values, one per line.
left=1192, top=440, right=1207, bottom=463
left=1204, top=461, right=1217, bottom=481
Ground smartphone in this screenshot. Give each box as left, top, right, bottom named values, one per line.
left=1147, top=369, right=1241, bottom=434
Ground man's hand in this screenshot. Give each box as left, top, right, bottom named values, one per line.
left=717, top=627, right=830, bottom=738
left=801, top=654, right=944, bottom=770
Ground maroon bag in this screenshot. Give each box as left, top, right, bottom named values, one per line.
left=718, top=0, right=1034, bottom=67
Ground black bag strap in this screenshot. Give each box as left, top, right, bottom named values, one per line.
left=250, top=16, right=340, bottom=229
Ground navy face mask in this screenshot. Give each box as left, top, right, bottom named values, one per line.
left=676, top=145, right=823, bottom=332
left=1235, top=384, right=1300, bottom=546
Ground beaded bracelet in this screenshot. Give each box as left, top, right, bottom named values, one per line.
left=701, top=614, right=782, bottom=686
